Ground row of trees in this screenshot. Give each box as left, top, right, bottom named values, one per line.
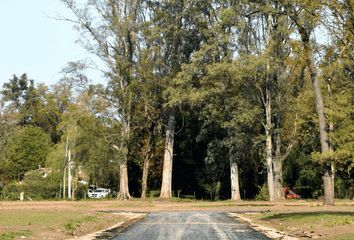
left=0, top=0, right=353, bottom=204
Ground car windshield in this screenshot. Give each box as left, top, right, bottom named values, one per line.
left=95, top=190, right=103, bottom=192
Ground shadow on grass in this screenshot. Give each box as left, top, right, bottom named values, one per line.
left=262, top=211, right=354, bottom=220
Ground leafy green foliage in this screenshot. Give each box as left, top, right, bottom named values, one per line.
left=2, top=126, right=51, bottom=180
left=255, top=184, right=269, bottom=201
left=63, top=215, right=97, bottom=234
left=1, top=169, right=61, bottom=200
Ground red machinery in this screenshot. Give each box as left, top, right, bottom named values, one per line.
left=283, top=187, right=301, bottom=199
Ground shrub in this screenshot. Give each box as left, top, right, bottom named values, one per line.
left=1, top=171, right=60, bottom=200
left=3, top=126, right=51, bottom=180
left=75, top=183, right=88, bottom=200
left=255, top=184, right=269, bottom=201
left=1, top=182, right=24, bottom=200
left=148, top=190, right=160, bottom=198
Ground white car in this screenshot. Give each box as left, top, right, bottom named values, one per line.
left=88, top=188, right=111, bottom=199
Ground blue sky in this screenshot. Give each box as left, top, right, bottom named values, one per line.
left=0, top=0, right=104, bottom=88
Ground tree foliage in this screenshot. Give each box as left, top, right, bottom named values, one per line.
left=0, top=0, right=353, bottom=201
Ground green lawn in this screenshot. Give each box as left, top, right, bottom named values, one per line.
left=0, top=206, right=130, bottom=240
left=247, top=211, right=354, bottom=240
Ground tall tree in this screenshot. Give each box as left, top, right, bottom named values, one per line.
left=154, top=0, right=184, bottom=199
left=61, top=0, right=145, bottom=199
left=224, top=1, right=300, bottom=201
left=318, top=0, right=354, bottom=200
left=284, top=0, right=335, bottom=205
left=168, top=1, right=250, bottom=200
left=147, top=0, right=208, bottom=198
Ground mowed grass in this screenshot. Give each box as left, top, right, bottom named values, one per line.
left=0, top=204, right=132, bottom=240
left=262, top=211, right=354, bottom=226
left=0, top=209, right=84, bottom=227
left=334, top=233, right=354, bottom=240
left=0, top=209, right=98, bottom=239
left=248, top=211, right=354, bottom=240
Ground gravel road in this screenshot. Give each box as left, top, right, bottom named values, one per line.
left=113, top=212, right=269, bottom=240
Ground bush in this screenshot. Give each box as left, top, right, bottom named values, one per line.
left=295, top=168, right=322, bottom=199
left=148, top=190, right=160, bottom=198
left=75, top=183, right=88, bottom=200
left=1, top=171, right=61, bottom=200
left=293, top=186, right=311, bottom=198
left=1, top=182, right=24, bottom=200
left=255, top=184, right=269, bottom=201
left=3, top=126, right=51, bottom=180
left=23, top=172, right=60, bottom=199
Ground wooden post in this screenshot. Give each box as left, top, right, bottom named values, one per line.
left=20, top=192, right=24, bottom=201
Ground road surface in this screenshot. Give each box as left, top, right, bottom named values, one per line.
left=113, top=212, right=269, bottom=240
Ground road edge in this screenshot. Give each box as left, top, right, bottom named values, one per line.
left=68, top=212, right=147, bottom=240
left=228, top=212, right=299, bottom=240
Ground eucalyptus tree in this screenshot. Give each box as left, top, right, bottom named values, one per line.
left=223, top=1, right=301, bottom=201
left=279, top=0, right=336, bottom=205
left=168, top=0, right=259, bottom=200
left=144, top=0, right=211, bottom=198
left=149, top=0, right=185, bottom=199
left=61, top=0, right=146, bottom=199
left=319, top=0, right=354, bottom=199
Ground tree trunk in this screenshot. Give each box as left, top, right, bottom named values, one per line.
left=117, top=161, right=131, bottom=200
left=63, top=166, right=66, bottom=198
left=63, top=136, right=68, bottom=198
left=312, top=72, right=329, bottom=154
left=273, top=159, right=284, bottom=200
left=141, top=136, right=151, bottom=199
left=68, top=149, right=72, bottom=199
left=328, top=84, right=336, bottom=199
left=215, top=181, right=221, bottom=200
left=117, top=122, right=132, bottom=200
left=264, top=11, right=275, bottom=202
left=266, top=132, right=275, bottom=201
left=303, top=35, right=334, bottom=205
left=265, top=86, right=275, bottom=201
left=230, top=160, right=241, bottom=200
left=160, top=113, right=175, bottom=198
left=323, top=171, right=334, bottom=205
left=72, top=164, right=78, bottom=201
left=141, top=158, right=150, bottom=198
left=274, top=118, right=285, bottom=200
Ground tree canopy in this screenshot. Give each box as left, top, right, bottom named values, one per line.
left=0, top=0, right=353, bottom=203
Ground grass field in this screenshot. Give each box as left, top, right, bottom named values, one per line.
left=0, top=199, right=353, bottom=239
left=0, top=202, right=133, bottom=240
left=234, top=199, right=354, bottom=240
left=243, top=211, right=354, bottom=239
